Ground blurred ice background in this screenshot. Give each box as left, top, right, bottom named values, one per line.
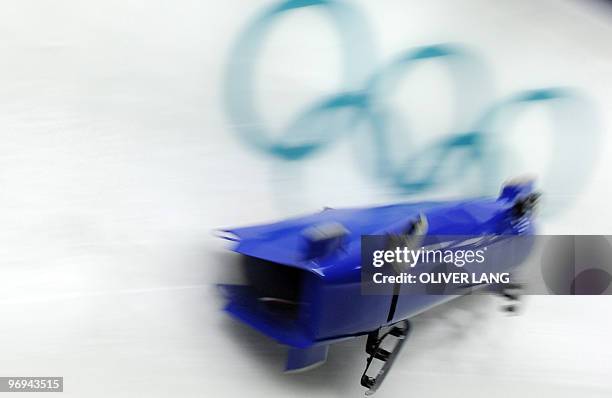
left=0, top=0, right=611, bottom=396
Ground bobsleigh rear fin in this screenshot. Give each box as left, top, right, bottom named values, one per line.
left=285, top=345, right=329, bottom=373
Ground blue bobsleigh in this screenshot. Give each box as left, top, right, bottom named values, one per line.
left=218, top=179, right=539, bottom=394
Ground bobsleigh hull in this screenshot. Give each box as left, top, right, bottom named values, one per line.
left=218, top=182, right=537, bottom=372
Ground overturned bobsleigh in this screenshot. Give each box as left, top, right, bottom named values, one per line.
left=218, top=179, right=539, bottom=394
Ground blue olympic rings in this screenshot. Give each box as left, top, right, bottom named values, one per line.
left=223, top=0, right=602, bottom=215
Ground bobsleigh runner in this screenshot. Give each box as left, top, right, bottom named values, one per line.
left=217, top=178, right=540, bottom=395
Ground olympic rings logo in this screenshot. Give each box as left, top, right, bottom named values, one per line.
left=223, top=0, right=602, bottom=215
